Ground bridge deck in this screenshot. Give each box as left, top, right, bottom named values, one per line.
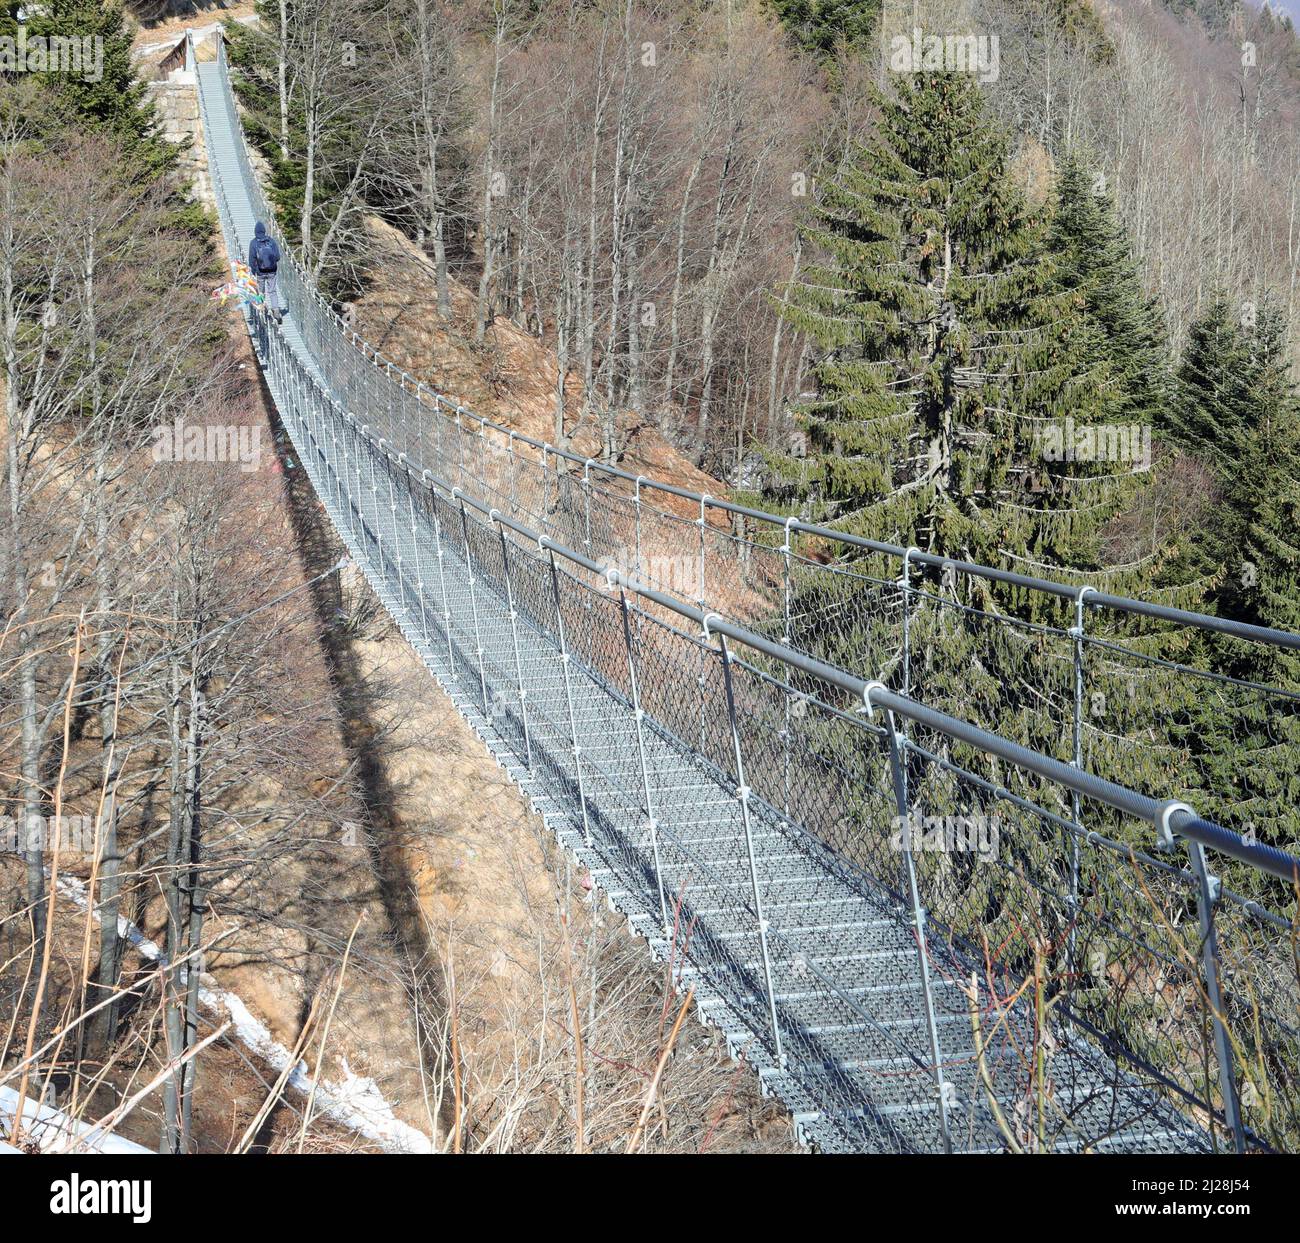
left=196, top=58, right=1210, bottom=1154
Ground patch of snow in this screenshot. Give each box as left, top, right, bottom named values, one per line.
left=55, top=875, right=434, bottom=1154
left=0, top=1087, right=152, bottom=1155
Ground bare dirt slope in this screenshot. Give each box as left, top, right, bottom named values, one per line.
left=353, top=217, right=726, bottom=512
left=129, top=2, right=257, bottom=47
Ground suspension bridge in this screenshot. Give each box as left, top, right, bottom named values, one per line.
left=192, top=31, right=1300, bottom=1154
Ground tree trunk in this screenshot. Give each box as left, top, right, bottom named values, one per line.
left=278, top=0, right=290, bottom=160
left=768, top=236, right=801, bottom=440
left=161, top=617, right=187, bottom=1154
left=1, top=204, right=45, bottom=950
left=179, top=673, right=204, bottom=1152
left=664, top=154, right=702, bottom=408
left=475, top=15, right=506, bottom=345
left=301, top=104, right=318, bottom=265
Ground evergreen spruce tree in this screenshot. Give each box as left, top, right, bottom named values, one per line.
left=1049, top=153, right=1168, bottom=429
left=762, top=71, right=1178, bottom=777
left=1, top=2, right=206, bottom=230
left=1213, top=304, right=1300, bottom=641
left=1166, top=296, right=1254, bottom=474
left=765, top=0, right=882, bottom=59
left=1154, top=297, right=1300, bottom=852
left=1161, top=293, right=1300, bottom=620
left=1160, top=0, right=1239, bottom=36
left=3, top=1, right=174, bottom=175
left=1000, top=0, right=1116, bottom=62
left=1222, top=304, right=1300, bottom=844
left=772, top=72, right=1140, bottom=584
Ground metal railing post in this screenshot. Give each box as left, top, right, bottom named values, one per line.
left=409, top=376, right=426, bottom=472
left=895, top=548, right=921, bottom=894
left=494, top=514, right=533, bottom=771
left=712, top=620, right=786, bottom=1068
left=386, top=450, right=404, bottom=606
left=696, top=494, right=710, bottom=612
left=900, top=547, right=921, bottom=702
left=335, top=405, right=351, bottom=527
left=782, top=517, right=796, bottom=818
left=371, top=437, right=388, bottom=581
left=508, top=431, right=518, bottom=515
left=422, top=472, right=456, bottom=674
left=1066, top=585, right=1096, bottom=996
left=1180, top=825, right=1246, bottom=1153
left=433, top=393, right=445, bottom=474
left=318, top=396, right=333, bottom=489
left=582, top=459, right=594, bottom=561
left=399, top=456, right=433, bottom=647
left=349, top=420, right=368, bottom=548
left=456, top=493, right=490, bottom=717
left=455, top=408, right=465, bottom=494
left=616, top=586, right=670, bottom=934
left=386, top=361, right=401, bottom=458
left=874, top=686, right=952, bottom=1154
left=634, top=476, right=645, bottom=584
left=339, top=412, right=357, bottom=538
left=547, top=549, right=591, bottom=847
left=542, top=443, right=551, bottom=523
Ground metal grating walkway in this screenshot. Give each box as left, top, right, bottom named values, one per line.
left=196, top=50, right=1218, bottom=1154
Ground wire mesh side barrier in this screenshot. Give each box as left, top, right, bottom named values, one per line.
left=249, top=315, right=950, bottom=1152
left=239, top=278, right=1300, bottom=1152
left=198, top=32, right=1300, bottom=1152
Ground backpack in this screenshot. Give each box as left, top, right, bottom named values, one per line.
left=252, top=235, right=280, bottom=274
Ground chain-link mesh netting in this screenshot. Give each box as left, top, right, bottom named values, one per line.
left=250, top=286, right=1300, bottom=1151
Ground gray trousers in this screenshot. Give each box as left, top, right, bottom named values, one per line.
left=257, top=271, right=282, bottom=314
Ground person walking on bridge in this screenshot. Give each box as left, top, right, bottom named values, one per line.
left=248, top=221, right=284, bottom=324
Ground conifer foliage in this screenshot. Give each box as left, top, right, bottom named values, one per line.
left=1048, top=152, right=1168, bottom=430
left=772, top=72, right=1139, bottom=579
left=1171, top=297, right=1300, bottom=650
left=765, top=0, right=883, bottom=58
left=2, top=1, right=173, bottom=174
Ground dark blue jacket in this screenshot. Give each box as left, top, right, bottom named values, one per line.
left=248, top=222, right=280, bottom=275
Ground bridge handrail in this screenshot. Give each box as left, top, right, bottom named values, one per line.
left=345, top=422, right=1300, bottom=890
